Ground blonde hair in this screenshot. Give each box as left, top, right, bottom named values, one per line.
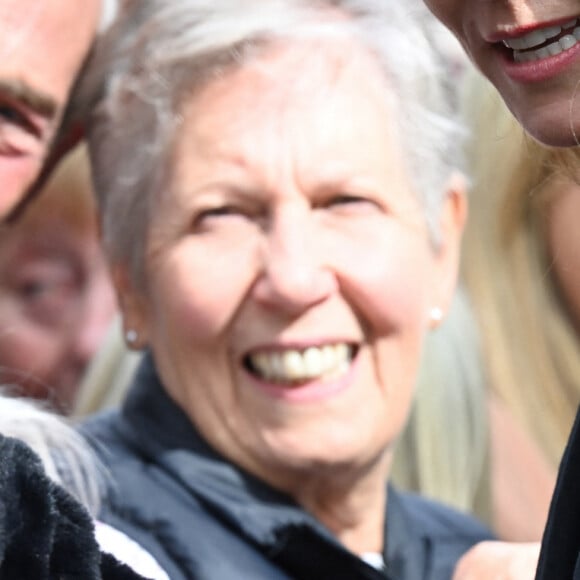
left=391, top=286, right=491, bottom=521
left=461, top=69, right=580, bottom=467
left=14, top=143, right=97, bottom=236
left=73, top=316, right=141, bottom=417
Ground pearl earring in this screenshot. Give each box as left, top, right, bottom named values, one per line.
left=430, top=307, right=443, bottom=324
left=126, top=329, right=138, bottom=344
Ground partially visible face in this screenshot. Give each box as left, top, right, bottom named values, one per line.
left=0, top=0, right=100, bottom=218
left=0, top=220, right=117, bottom=412
left=423, top=0, right=580, bottom=146
left=119, top=40, right=463, bottom=492
left=546, top=176, right=580, bottom=332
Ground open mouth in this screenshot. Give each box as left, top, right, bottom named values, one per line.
left=502, top=18, right=580, bottom=63
left=243, top=343, right=358, bottom=386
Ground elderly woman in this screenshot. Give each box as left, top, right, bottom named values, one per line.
left=80, top=1, right=493, bottom=578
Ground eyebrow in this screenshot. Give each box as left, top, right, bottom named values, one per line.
left=0, top=78, right=58, bottom=119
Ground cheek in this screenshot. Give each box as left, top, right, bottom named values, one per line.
left=423, top=0, right=459, bottom=29
left=0, top=158, right=41, bottom=217
left=335, top=231, right=433, bottom=333
left=148, top=240, right=259, bottom=343
left=547, top=188, right=580, bottom=329
left=0, top=317, right=54, bottom=370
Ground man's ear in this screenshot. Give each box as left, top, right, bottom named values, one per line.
left=429, top=171, right=468, bottom=329
left=111, top=263, right=149, bottom=350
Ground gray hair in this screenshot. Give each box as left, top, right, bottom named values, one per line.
left=80, top=0, right=465, bottom=283
left=0, top=394, right=105, bottom=516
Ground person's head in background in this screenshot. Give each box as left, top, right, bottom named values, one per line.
left=421, top=0, right=580, bottom=147
left=461, top=69, right=580, bottom=537
left=0, top=0, right=114, bottom=219
left=0, top=144, right=117, bottom=413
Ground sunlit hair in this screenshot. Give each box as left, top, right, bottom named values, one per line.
left=461, top=69, right=580, bottom=468
left=99, top=0, right=120, bottom=33
left=11, top=144, right=96, bottom=236
left=73, top=316, right=142, bottom=418
left=0, top=393, right=105, bottom=515
left=76, top=0, right=465, bottom=284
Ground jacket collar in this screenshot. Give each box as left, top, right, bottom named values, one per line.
left=122, top=353, right=426, bottom=576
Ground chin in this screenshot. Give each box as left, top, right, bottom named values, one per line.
left=515, top=111, right=580, bottom=147
left=506, top=91, right=580, bottom=147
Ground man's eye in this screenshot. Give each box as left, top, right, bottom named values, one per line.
left=0, top=104, right=29, bottom=129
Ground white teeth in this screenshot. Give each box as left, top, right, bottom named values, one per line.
left=247, top=343, right=354, bottom=384
left=512, top=22, right=580, bottom=63
left=560, top=34, right=577, bottom=50
left=283, top=350, right=304, bottom=378
left=303, top=347, right=323, bottom=377
left=504, top=25, right=562, bottom=50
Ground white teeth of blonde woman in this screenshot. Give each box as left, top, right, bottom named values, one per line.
left=249, top=343, right=354, bottom=383
left=503, top=25, right=562, bottom=50
left=504, top=19, right=580, bottom=63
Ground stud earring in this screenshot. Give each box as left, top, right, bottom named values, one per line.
left=430, top=307, right=443, bottom=324
left=126, top=329, right=138, bottom=345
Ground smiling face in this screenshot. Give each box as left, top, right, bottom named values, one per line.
left=0, top=0, right=100, bottom=218
left=117, top=40, right=464, bottom=493
left=423, top=0, right=580, bottom=146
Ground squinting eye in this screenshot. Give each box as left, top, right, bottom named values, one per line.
left=325, top=194, right=381, bottom=212
left=0, top=103, right=44, bottom=155
left=200, top=206, right=241, bottom=218
left=0, top=103, right=38, bottom=137
left=193, top=205, right=251, bottom=232
left=0, top=104, right=27, bottom=126
left=329, top=194, right=367, bottom=206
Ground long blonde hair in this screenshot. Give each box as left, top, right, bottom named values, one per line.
left=462, top=70, right=580, bottom=467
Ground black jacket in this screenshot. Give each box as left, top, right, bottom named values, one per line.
left=84, top=354, right=494, bottom=580
left=0, top=433, right=145, bottom=580
left=536, top=405, right=580, bottom=580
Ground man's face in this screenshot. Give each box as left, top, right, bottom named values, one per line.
left=0, top=0, right=100, bottom=219
left=423, top=0, right=580, bottom=146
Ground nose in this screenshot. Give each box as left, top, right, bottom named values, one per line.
left=252, top=209, right=337, bottom=315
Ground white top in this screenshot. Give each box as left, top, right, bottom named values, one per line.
left=95, top=521, right=169, bottom=580
left=361, top=551, right=386, bottom=571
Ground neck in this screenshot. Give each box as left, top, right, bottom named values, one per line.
left=293, top=451, right=391, bottom=556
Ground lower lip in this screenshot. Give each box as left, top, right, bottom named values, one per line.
left=500, top=40, right=580, bottom=83
left=245, top=358, right=358, bottom=403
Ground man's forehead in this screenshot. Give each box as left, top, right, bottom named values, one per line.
left=0, top=0, right=101, bottom=113
left=0, top=0, right=101, bottom=224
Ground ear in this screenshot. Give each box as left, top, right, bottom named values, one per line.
left=111, top=262, right=150, bottom=350
left=429, top=171, right=467, bottom=329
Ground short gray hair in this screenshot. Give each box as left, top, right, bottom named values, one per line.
left=80, top=0, right=465, bottom=283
